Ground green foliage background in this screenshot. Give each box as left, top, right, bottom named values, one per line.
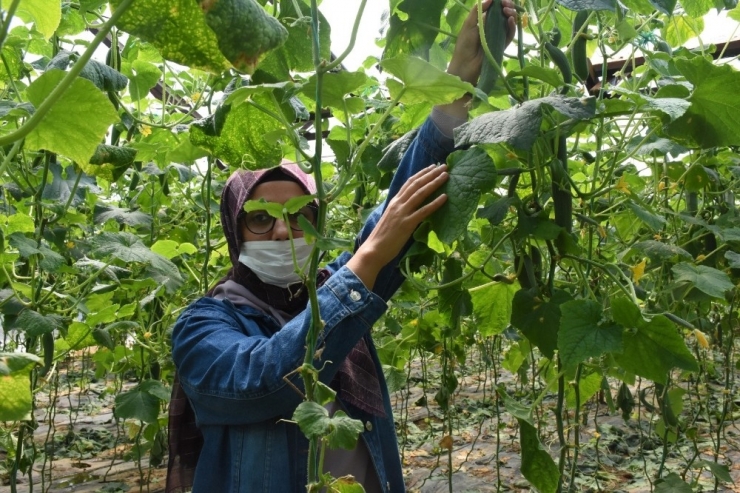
left=1, top=0, right=740, bottom=490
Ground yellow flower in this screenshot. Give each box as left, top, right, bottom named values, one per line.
left=191, top=92, right=201, bottom=103
left=615, top=175, right=630, bottom=194
left=694, top=329, right=709, bottom=349
left=140, top=124, right=152, bottom=137
left=631, top=258, right=647, bottom=284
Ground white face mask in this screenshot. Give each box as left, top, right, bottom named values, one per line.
left=238, top=238, right=314, bottom=288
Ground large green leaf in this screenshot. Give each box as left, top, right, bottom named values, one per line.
left=25, top=70, right=119, bottom=165
left=499, top=392, right=559, bottom=493
left=380, top=56, right=475, bottom=106
left=383, top=0, right=446, bottom=59
left=9, top=234, right=65, bottom=272
left=9, top=309, right=64, bottom=337
left=671, top=263, right=734, bottom=299
left=121, top=59, right=161, bottom=101
left=91, top=232, right=183, bottom=288
left=663, top=16, right=704, bottom=47
left=0, top=352, right=40, bottom=421
left=190, top=92, right=283, bottom=168
left=555, top=0, right=616, bottom=10
left=47, top=50, right=128, bottom=92
left=301, top=71, right=370, bottom=110
left=454, top=96, right=596, bottom=150
left=428, top=147, right=497, bottom=243
left=615, top=315, right=699, bottom=384
left=511, top=289, right=571, bottom=359
left=17, top=0, right=61, bottom=39
left=110, top=0, right=230, bottom=73
left=471, top=281, right=519, bottom=337
left=665, top=57, right=740, bottom=148
left=680, top=0, right=714, bottom=16
left=558, top=299, right=623, bottom=371
left=114, top=380, right=168, bottom=423
left=377, top=129, right=419, bottom=172
left=325, top=410, right=365, bottom=451
left=293, top=401, right=330, bottom=439
left=42, top=163, right=100, bottom=207
left=252, top=0, right=330, bottom=82
left=631, top=240, right=692, bottom=262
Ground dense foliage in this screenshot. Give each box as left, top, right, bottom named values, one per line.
left=1, top=0, right=740, bottom=491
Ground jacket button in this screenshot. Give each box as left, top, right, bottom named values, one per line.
left=365, top=421, right=373, bottom=432
left=349, top=290, right=361, bottom=302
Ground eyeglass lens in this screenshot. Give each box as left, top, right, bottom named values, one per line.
left=244, top=206, right=316, bottom=234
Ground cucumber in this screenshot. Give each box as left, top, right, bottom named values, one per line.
left=544, top=41, right=572, bottom=91
left=477, top=0, right=509, bottom=95
left=571, top=10, right=590, bottom=82
left=551, top=137, right=572, bottom=233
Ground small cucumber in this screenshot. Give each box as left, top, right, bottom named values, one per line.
left=477, top=0, right=509, bottom=95
left=544, top=41, right=572, bottom=90
left=571, top=10, right=590, bottom=82
left=551, top=137, right=572, bottom=232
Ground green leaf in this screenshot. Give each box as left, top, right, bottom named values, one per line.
left=190, top=93, right=283, bottom=168
left=0, top=352, right=40, bottom=421
left=10, top=309, right=63, bottom=337
left=698, top=460, right=733, bottom=483
left=111, top=0, right=231, bottom=73
left=301, top=71, right=370, bottom=110
left=0, top=214, right=35, bottom=236
left=558, top=299, right=623, bottom=371
left=114, top=380, right=166, bottom=423
left=681, top=0, right=714, bottom=16
left=327, top=476, right=365, bottom=493
left=325, top=410, right=365, bottom=450
left=17, top=0, right=61, bottom=39
left=47, top=50, right=128, bottom=92
left=655, top=473, right=693, bottom=493
left=615, top=315, right=699, bottom=384
left=91, top=232, right=183, bottom=289
left=293, top=401, right=330, bottom=439
left=94, top=205, right=153, bottom=228
left=663, top=16, right=703, bottom=47
left=625, top=202, right=666, bottom=231
left=508, top=66, right=564, bottom=89
left=384, top=0, right=446, bottom=59
left=150, top=240, right=198, bottom=259
left=377, top=129, right=419, bottom=172
left=672, top=263, right=733, bottom=299
left=26, top=70, right=119, bottom=165
left=429, top=147, right=497, bottom=243
left=565, top=371, right=603, bottom=409
left=650, top=0, right=677, bottom=15
left=555, top=0, right=616, bottom=10
left=42, top=163, right=100, bottom=207
left=380, top=56, right=475, bottom=106
left=631, top=240, right=692, bottom=262
left=252, top=0, right=330, bottom=82
left=610, top=296, right=643, bottom=328
left=121, top=59, right=161, bottom=101
left=9, top=234, right=65, bottom=272
left=471, top=281, right=519, bottom=337
left=455, top=96, right=596, bottom=150
left=511, top=289, right=571, bottom=359
left=519, top=419, right=560, bottom=492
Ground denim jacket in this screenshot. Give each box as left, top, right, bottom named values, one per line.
left=172, top=116, right=455, bottom=492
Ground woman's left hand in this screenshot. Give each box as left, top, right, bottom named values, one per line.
left=347, top=164, right=449, bottom=289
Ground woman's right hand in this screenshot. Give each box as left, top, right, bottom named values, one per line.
left=346, top=164, right=449, bottom=290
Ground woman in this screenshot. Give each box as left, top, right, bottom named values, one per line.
left=167, top=2, right=516, bottom=491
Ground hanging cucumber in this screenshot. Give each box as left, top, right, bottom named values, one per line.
left=551, top=137, right=572, bottom=233
left=477, top=0, right=509, bottom=95
left=544, top=41, right=572, bottom=91
left=571, top=10, right=590, bottom=82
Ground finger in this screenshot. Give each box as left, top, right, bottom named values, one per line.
left=397, top=165, right=447, bottom=197
left=409, top=193, right=448, bottom=223
left=402, top=170, right=449, bottom=209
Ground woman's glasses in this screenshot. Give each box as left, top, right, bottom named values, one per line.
left=243, top=205, right=317, bottom=235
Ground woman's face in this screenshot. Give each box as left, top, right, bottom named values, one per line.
left=240, top=180, right=310, bottom=242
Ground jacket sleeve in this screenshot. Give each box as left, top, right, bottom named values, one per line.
left=326, top=115, right=456, bottom=301
left=173, top=266, right=387, bottom=426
